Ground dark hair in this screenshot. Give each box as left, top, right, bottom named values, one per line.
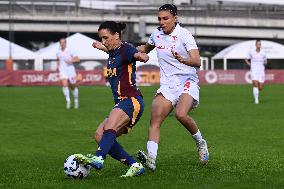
left=59, top=37, right=66, bottom=42
left=256, top=39, right=261, bottom=44
left=98, top=21, right=126, bottom=38
left=159, top=4, right=177, bottom=16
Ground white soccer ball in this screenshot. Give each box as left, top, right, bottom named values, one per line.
left=64, top=154, right=90, bottom=179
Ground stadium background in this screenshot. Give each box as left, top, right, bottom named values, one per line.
left=1, top=1, right=284, bottom=189
left=1, top=0, right=284, bottom=86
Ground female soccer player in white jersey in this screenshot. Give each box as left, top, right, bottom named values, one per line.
left=245, top=40, right=267, bottom=104
left=56, top=38, right=80, bottom=109
left=136, top=4, right=209, bottom=171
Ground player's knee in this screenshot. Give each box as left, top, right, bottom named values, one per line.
left=94, top=131, right=101, bottom=143
left=69, top=85, right=75, bottom=90
left=175, top=111, right=188, bottom=123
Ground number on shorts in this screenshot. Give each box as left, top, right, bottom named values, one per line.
left=184, top=81, right=190, bottom=91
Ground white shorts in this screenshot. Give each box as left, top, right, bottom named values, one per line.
left=251, top=71, right=265, bottom=83
left=156, top=80, right=199, bottom=108
left=59, top=69, right=77, bottom=84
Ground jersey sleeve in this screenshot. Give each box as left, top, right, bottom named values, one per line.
left=56, top=50, right=60, bottom=59
left=69, top=49, right=78, bottom=58
left=183, top=32, right=198, bottom=51
left=124, top=44, right=138, bottom=63
left=247, top=51, right=252, bottom=59
left=263, top=51, right=267, bottom=60
left=148, top=32, right=156, bottom=46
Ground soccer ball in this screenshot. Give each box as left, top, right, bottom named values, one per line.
left=63, top=154, right=90, bottom=179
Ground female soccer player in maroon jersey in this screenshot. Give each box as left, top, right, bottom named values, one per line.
left=76, top=21, right=149, bottom=177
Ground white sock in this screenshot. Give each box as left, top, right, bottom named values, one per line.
left=131, top=162, right=140, bottom=167
left=192, top=130, right=203, bottom=145
left=62, top=87, right=70, bottom=102
left=253, top=87, right=259, bottom=102
left=73, top=87, right=79, bottom=102
left=147, top=141, right=158, bottom=160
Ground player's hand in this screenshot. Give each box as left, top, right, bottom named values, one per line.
left=136, top=52, right=149, bottom=62
left=64, top=57, right=73, bottom=64
left=92, top=41, right=104, bottom=50
left=65, top=60, right=73, bottom=64
left=171, top=50, right=184, bottom=62
left=92, top=41, right=108, bottom=53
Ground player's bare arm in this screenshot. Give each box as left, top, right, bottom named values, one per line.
left=171, top=49, right=201, bottom=68
left=56, top=59, right=59, bottom=71
left=66, top=56, right=80, bottom=64
left=264, top=59, right=268, bottom=65
left=245, top=59, right=251, bottom=66
left=137, top=43, right=155, bottom=54
left=134, top=52, right=149, bottom=62
left=72, top=56, right=80, bottom=63
left=92, top=41, right=108, bottom=53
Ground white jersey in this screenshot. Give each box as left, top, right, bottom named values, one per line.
left=56, top=48, right=77, bottom=74
left=247, top=49, right=266, bottom=73
left=148, top=24, right=199, bottom=85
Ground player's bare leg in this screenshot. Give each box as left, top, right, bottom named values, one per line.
left=175, top=93, right=209, bottom=165
left=137, top=94, right=172, bottom=171
left=175, top=93, right=198, bottom=134
left=70, top=80, right=79, bottom=109
left=149, top=94, right=173, bottom=143
left=252, top=80, right=260, bottom=104
left=78, top=109, right=145, bottom=176
left=62, top=79, right=71, bottom=109
left=94, top=119, right=127, bottom=143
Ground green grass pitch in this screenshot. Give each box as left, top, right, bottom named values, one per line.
left=0, top=85, right=283, bottom=189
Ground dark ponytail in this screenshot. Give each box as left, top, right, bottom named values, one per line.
left=98, top=21, right=126, bottom=38
left=159, top=4, right=178, bottom=16
left=117, top=22, right=126, bottom=31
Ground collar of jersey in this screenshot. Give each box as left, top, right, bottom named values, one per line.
left=60, top=47, right=69, bottom=52
left=109, top=45, right=122, bottom=57
left=159, top=23, right=181, bottom=37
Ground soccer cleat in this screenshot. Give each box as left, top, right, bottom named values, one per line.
left=74, top=100, right=79, bottom=109
left=75, top=154, right=104, bottom=170
left=254, top=98, right=259, bottom=104
left=74, top=154, right=90, bottom=165
left=88, top=155, right=104, bottom=170
left=121, top=163, right=145, bottom=177
left=198, top=139, right=209, bottom=165
left=66, top=101, right=71, bottom=109
left=85, top=154, right=104, bottom=170
left=136, top=150, right=156, bottom=171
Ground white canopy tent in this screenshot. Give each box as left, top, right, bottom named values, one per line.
left=0, top=37, right=35, bottom=60
left=0, top=37, right=36, bottom=70
left=80, top=61, right=103, bottom=70
left=136, top=48, right=159, bottom=68
left=211, top=40, right=284, bottom=70
left=37, top=34, right=209, bottom=71
left=36, top=33, right=108, bottom=70
left=137, top=48, right=209, bottom=70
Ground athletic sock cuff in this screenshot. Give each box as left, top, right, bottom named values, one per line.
left=104, top=129, right=117, bottom=135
